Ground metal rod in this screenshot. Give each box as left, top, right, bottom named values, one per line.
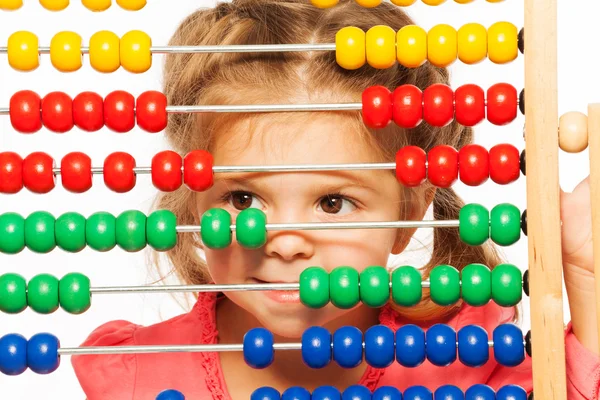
left=166, top=103, right=362, bottom=113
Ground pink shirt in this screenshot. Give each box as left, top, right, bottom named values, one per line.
left=72, top=292, right=600, bottom=399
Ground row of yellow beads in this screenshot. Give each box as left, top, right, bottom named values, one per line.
left=336, top=22, right=518, bottom=70
left=8, top=30, right=152, bottom=73
left=0, top=0, right=145, bottom=11
left=313, top=0, right=503, bottom=7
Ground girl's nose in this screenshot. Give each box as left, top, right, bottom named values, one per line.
left=264, top=230, right=315, bottom=261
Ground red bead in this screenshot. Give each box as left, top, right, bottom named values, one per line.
left=427, top=145, right=458, bottom=188
left=104, top=90, right=135, bottom=133
left=152, top=151, right=182, bottom=192
left=104, top=152, right=136, bottom=193
left=183, top=150, right=214, bottom=192
left=487, top=83, right=518, bottom=126
left=41, top=92, right=73, bottom=133
left=362, top=86, right=393, bottom=129
left=455, top=84, right=485, bottom=127
left=73, top=92, right=104, bottom=132
left=395, top=146, right=426, bottom=187
left=61, top=152, right=92, bottom=193
left=423, top=84, right=454, bottom=127
left=10, top=90, right=42, bottom=133
left=458, top=144, right=489, bottom=186
left=136, top=91, right=168, bottom=133
left=392, top=85, right=423, bottom=129
left=0, top=152, right=23, bottom=194
left=489, top=144, right=520, bottom=184
left=23, top=152, right=56, bottom=194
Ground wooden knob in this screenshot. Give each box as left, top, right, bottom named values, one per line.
left=559, top=111, right=588, bottom=153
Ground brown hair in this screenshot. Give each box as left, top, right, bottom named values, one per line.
left=155, top=0, right=515, bottom=324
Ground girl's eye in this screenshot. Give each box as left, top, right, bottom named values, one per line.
left=318, top=195, right=357, bottom=215
left=228, top=191, right=263, bottom=211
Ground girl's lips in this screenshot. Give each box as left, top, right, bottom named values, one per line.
left=252, top=278, right=301, bottom=303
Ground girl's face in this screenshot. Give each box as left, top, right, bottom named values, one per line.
left=196, top=114, right=408, bottom=338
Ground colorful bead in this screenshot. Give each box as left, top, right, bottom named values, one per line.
left=335, top=27, right=366, bottom=70
left=491, top=263, right=522, bottom=306
left=330, top=266, right=360, bottom=309
left=365, top=325, right=395, bottom=368
left=429, top=264, right=460, bottom=306
left=0, top=0, right=23, bottom=10
left=27, top=333, right=61, bottom=374
left=136, top=91, right=167, bottom=133
left=116, top=0, right=146, bottom=10
left=428, top=24, right=457, bottom=68
left=423, top=84, right=454, bottom=127
left=0, top=273, right=27, bottom=314
left=50, top=31, right=82, bottom=72
left=427, top=145, right=458, bottom=188
left=458, top=325, right=489, bottom=367
left=56, top=212, right=86, bottom=253
left=61, top=152, right=92, bottom=193
left=10, top=90, right=42, bottom=133
left=489, top=144, right=520, bottom=185
left=200, top=208, right=232, bottom=249
left=490, top=203, right=520, bottom=246
left=8, top=31, right=39, bottom=71
left=313, top=386, right=341, bottom=400
left=391, top=265, right=422, bottom=307
left=493, top=324, right=524, bottom=367
left=152, top=151, right=182, bottom=192
left=299, top=266, right=330, bottom=308
left=41, top=92, right=73, bottom=133
left=59, top=272, right=91, bottom=314
left=395, top=146, right=426, bottom=187
left=25, top=211, right=56, bottom=254
left=559, top=111, right=588, bottom=153
left=460, top=263, right=491, bottom=306
left=283, top=388, right=310, bottom=400
left=184, top=150, right=214, bottom=191
left=235, top=208, right=267, bottom=249
left=120, top=30, right=152, bottom=73
left=459, top=203, right=489, bottom=246
left=343, top=386, right=371, bottom=400
left=457, top=23, right=487, bottom=65
left=422, top=0, right=446, bottom=4
left=455, top=84, right=485, bottom=127
left=373, top=387, right=402, bottom=400
left=356, top=0, right=381, bottom=6
left=395, top=324, right=425, bottom=367
left=366, top=25, right=396, bottom=69
left=392, top=85, right=423, bottom=128
left=0, top=213, right=25, bottom=254
left=396, top=26, right=427, bottom=68
left=39, top=0, right=69, bottom=10
left=243, top=327, right=274, bottom=369
left=104, top=90, right=135, bottom=132
left=104, top=152, right=136, bottom=193
left=86, top=212, right=116, bottom=252
left=332, top=326, right=362, bottom=368
left=487, top=83, right=517, bottom=126
left=488, top=22, right=518, bottom=64
left=0, top=334, right=27, bottom=376
left=359, top=266, right=389, bottom=308
left=147, top=210, right=177, bottom=251
left=23, top=152, right=55, bottom=194
left=156, top=390, right=186, bottom=400
left=390, top=0, right=416, bottom=4
left=458, top=144, right=489, bottom=186
left=27, top=274, right=59, bottom=314
left=435, top=386, right=464, bottom=400
left=465, top=385, right=495, bottom=400
left=362, top=86, right=392, bottom=129
left=426, top=324, right=456, bottom=366
left=89, top=30, right=120, bottom=73
left=82, top=0, right=111, bottom=11
left=116, top=210, right=147, bottom=252
left=301, top=326, right=331, bottom=368
left=73, top=92, right=104, bottom=132
left=497, top=386, right=527, bottom=400
left=0, top=152, right=23, bottom=194
left=311, top=0, right=339, bottom=7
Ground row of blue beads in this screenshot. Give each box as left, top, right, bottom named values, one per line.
left=0, top=333, right=60, bottom=376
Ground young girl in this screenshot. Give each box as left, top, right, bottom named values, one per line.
left=72, top=0, right=600, bottom=398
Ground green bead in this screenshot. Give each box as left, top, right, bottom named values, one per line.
left=235, top=208, right=267, bottom=249
left=0, top=212, right=25, bottom=254
left=59, top=272, right=91, bottom=314
left=461, top=263, right=491, bottom=306
left=27, top=274, right=59, bottom=314
left=86, top=212, right=116, bottom=252
left=330, top=266, right=360, bottom=309
left=490, top=204, right=521, bottom=246
left=24, top=211, right=56, bottom=253
left=0, top=273, right=27, bottom=313
left=55, top=212, right=87, bottom=253
left=299, top=266, right=330, bottom=308
left=491, top=263, right=522, bottom=306
left=200, top=208, right=232, bottom=249
left=459, top=204, right=489, bottom=246
left=429, top=265, right=460, bottom=305
left=359, top=266, right=389, bottom=308
left=147, top=210, right=177, bottom=251
left=391, top=266, right=422, bottom=307
left=116, top=210, right=147, bottom=252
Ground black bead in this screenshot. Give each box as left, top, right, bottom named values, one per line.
left=525, top=330, right=532, bottom=357
left=521, top=209, right=528, bottom=236
left=523, top=269, right=529, bottom=297
left=519, top=89, right=525, bottom=115
left=518, top=28, right=525, bottom=54
left=528, top=392, right=534, bottom=400
left=520, top=149, right=526, bottom=176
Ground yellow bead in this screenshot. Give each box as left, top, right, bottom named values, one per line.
left=366, top=25, right=396, bottom=69
left=422, top=0, right=447, bottom=5
left=335, top=27, right=366, bottom=70
left=8, top=31, right=39, bottom=72
left=311, top=0, right=339, bottom=7
left=559, top=112, right=588, bottom=153
left=454, top=0, right=474, bottom=3
left=396, top=25, right=427, bottom=68
left=487, top=0, right=504, bottom=2
left=427, top=24, right=457, bottom=68
left=355, top=0, right=381, bottom=7
left=0, top=0, right=23, bottom=10
left=116, top=0, right=145, bottom=10
left=39, top=0, right=69, bottom=10
left=457, top=23, right=487, bottom=65
left=82, top=0, right=111, bottom=11
left=120, top=30, right=152, bottom=73
left=50, top=31, right=82, bottom=72
left=89, top=31, right=120, bottom=73
left=391, top=0, right=417, bottom=5
left=488, top=22, right=518, bottom=64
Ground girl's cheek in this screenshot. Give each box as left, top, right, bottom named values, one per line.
left=204, top=248, right=237, bottom=283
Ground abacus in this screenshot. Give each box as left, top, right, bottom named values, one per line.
left=0, top=0, right=587, bottom=399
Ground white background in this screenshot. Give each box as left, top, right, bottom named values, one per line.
left=0, top=0, right=594, bottom=398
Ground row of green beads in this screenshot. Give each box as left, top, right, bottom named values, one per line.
left=0, top=272, right=91, bottom=314
left=299, top=264, right=522, bottom=309
left=200, top=208, right=267, bottom=250
left=459, top=203, right=522, bottom=246
left=0, top=210, right=177, bottom=254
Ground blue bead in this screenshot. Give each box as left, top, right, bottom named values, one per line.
left=395, top=324, right=425, bottom=368
left=426, top=324, right=456, bottom=367
left=313, top=385, right=341, bottom=400
left=404, top=386, right=432, bottom=400
left=342, top=385, right=372, bottom=400
left=373, top=386, right=402, bottom=400
left=365, top=325, right=395, bottom=368
left=27, top=333, right=60, bottom=374
left=464, top=384, right=495, bottom=400
left=434, top=385, right=464, bottom=400
left=282, top=386, right=310, bottom=400
left=156, top=389, right=186, bottom=400
left=243, top=327, right=274, bottom=369
left=493, top=324, right=524, bottom=367
left=0, top=334, right=27, bottom=376
left=496, top=385, right=526, bottom=400
left=333, top=326, right=363, bottom=368
left=302, top=326, right=331, bottom=368
left=457, top=325, right=489, bottom=367
left=251, top=387, right=281, bottom=400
